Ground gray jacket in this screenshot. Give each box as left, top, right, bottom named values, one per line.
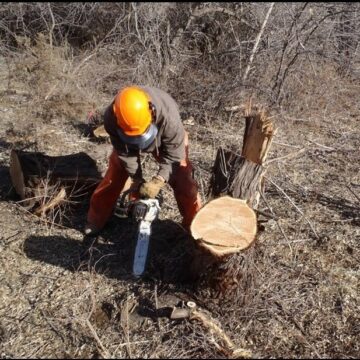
left=103, top=86, right=185, bottom=182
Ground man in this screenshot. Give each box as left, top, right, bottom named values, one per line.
left=85, top=85, right=202, bottom=235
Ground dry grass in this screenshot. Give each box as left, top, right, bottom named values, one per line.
left=0, top=4, right=359, bottom=358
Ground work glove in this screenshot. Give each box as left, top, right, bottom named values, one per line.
left=139, top=176, right=165, bottom=199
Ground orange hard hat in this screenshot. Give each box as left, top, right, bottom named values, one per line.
left=113, top=87, right=152, bottom=136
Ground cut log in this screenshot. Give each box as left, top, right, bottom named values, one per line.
left=9, top=149, right=26, bottom=200
left=190, top=196, right=257, bottom=257
left=9, top=149, right=102, bottom=215
left=10, top=149, right=102, bottom=184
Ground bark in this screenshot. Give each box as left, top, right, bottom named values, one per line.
left=209, top=150, right=265, bottom=208
left=195, top=107, right=275, bottom=260
left=9, top=149, right=102, bottom=213
left=190, top=106, right=276, bottom=294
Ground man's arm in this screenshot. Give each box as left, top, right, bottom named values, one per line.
left=157, top=116, right=186, bottom=182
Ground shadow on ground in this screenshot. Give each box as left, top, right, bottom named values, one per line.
left=0, top=138, right=16, bottom=201
left=0, top=140, right=200, bottom=287
left=267, top=186, right=360, bottom=226
left=23, top=217, right=199, bottom=286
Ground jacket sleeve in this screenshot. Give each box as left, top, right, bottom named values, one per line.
left=157, top=116, right=186, bottom=182
left=103, top=104, right=143, bottom=180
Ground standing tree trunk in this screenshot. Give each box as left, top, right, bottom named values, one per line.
left=209, top=106, right=275, bottom=208
left=190, top=105, right=276, bottom=294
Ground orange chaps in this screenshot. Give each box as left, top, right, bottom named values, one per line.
left=87, top=133, right=202, bottom=230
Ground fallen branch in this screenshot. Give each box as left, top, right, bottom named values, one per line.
left=242, top=3, right=275, bottom=82
left=254, top=208, right=278, bottom=220
left=34, top=187, right=67, bottom=217
left=14, top=202, right=74, bottom=230
left=85, top=319, right=111, bottom=359
left=307, top=139, right=335, bottom=151
left=169, top=302, right=252, bottom=359
left=225, top=105, right=246, bottom=112
left=9, top=149, right=101, bottom=224
left=259, top=190, right=293, bottom=255
left=120, top=295, right=136, bottom=358
left=266, top=148, right=306, bottom=165
left=191, top=310, right=252, bottom=358
left=346, top=184, right=360, bottom=204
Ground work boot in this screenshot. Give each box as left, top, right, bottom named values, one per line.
left=83, top=222, right=101, bottom=236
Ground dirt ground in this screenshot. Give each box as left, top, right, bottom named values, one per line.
left=0, top=51, right=359, bottom=359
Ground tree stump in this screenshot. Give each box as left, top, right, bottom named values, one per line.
left=190, top=196, right=257, bottom=256
left=9, top=149, right=102, bottom=218
left=190, top=106, right=276, bottom=295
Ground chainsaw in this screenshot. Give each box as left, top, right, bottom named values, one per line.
left=115, top=189, right=162, bottom=277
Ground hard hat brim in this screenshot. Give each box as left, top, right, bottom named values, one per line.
left=116, top=123, right=158, bottom=150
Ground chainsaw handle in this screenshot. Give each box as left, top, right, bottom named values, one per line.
left=117, top=187, right=164, bottom=217
left=118, top=189, right=133, bottom=208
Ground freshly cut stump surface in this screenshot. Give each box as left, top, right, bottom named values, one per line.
left=190, top=196, right=257, bottom=257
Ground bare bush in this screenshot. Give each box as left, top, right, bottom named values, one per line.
left=2, top=2, right=358, bottom=116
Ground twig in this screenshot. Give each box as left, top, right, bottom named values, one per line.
left=254, top=208, right=278, bottom=220
left=3, top=230, right=22, bottom=245
left=323, top=218, right=359, bottom=223
left=40, top=309, right=66, bottom=343
left=34, top=187, right=67, bottom=217
left=19, top=271, right=58, bottom=280
left=154, top=284, right=162, bottom=331
left=259, top=190, right=293, bottom=256
left=266, top=148, right=305, bottom=165
left=131, top=3, right=142, bottom=44
left=71, top=52, right=97, bottom=77
left=87, top=280, right=97, bottom=322
left=44, top=80, right=61, bottom=101
left=272, top=141, right=303, bottom=149
left=121, top=296, right=133, bottom=358
left=307, top=139, right=335, bottom=151
left=14, top=203, right=73, bottom=230
left=190, top=310, right=252, bottom=358
left=112, top=340, right=153, bottom=349
left=85, top=319, right=111, bottom=358
left=242, top=2, right=275, bottom=82
left=225, top=105, right=246, bottom=112
left=47, top=2, right=56, bottom=49
left=346, top=184, right=360, bottom=204
left=265, top=177, right=319, bottom=238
